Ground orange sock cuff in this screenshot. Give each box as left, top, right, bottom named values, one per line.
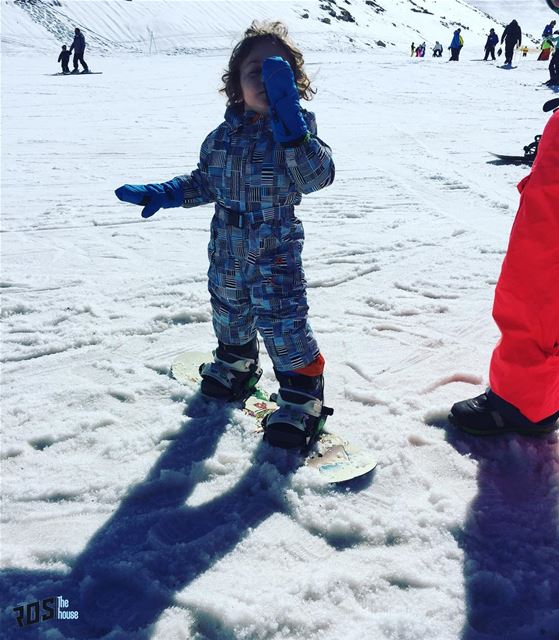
left=294, top=353, right=325, bottom=377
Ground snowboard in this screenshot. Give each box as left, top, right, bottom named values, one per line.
left=171, top=351, right=378, bottom=483
left=49, top=71, right=103, bottom=76
left=489, top=152, right=534, bottom=165
left=543, top=97, right=559, bottom=112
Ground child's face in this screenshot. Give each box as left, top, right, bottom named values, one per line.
left=239, top=39, right=290, bottom=114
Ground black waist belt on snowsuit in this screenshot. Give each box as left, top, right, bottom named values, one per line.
left=215, top=205, right=295, bottom=228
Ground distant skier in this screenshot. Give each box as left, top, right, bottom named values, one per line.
left=548, top=33, right=559, bottom=84
left=545, top=1, right=559, bottom=84
left=69, top=27, right=89, bottom=73
left=432, top=41, right=443, bottom=57
left=449, top=29, right=463, bottom=61
left=501, top=19, right=522, bottom=65
left=483, top=28, right=499, bottom=60
left=542, top=19, right=556, bottom=38
left=450, top=105, right=559, bottom=437
left=58, top=44, right=71, bottom=74
left=411, top=42, right=416, bottom=56
left=115, top=21, right=335, bottom=449
left=538, top=37, right=553, bottom=61
left=415, top=42, right=426, bottom=57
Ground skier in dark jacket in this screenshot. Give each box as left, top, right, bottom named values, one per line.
left=545, top=3, right=559, bottom=85
left=484, top=28, right=499, bottom=60
left=548, top=34, right=559, bottom=85
left=501, top=20, right=522, bottom=65
left=69, top=27, right=89, bottom=73
left=57, top=45, right=71, bottom=73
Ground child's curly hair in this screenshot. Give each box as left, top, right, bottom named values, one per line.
left=221, top=21, right=315, bottom=107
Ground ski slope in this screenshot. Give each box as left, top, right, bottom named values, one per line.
left=2, top=1, right=559, bottom=639
left=0, top=0, right=548, bottom=58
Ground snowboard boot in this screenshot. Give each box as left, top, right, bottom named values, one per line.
left=449, top=388, right=559, bottom=437
left=263, top=369, right=333, bottom=450
left=199, top=337, right=261, bottom=402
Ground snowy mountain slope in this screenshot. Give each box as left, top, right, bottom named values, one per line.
left=469, top=0, right=555, bottom=40
left=1, top=0, right=545, bottom=58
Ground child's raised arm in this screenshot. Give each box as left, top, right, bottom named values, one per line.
left=262, top=57, right=335, bottom=194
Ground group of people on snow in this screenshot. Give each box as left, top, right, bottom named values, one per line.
left=409, top=40, right=443, bottom=58
left=57, top=27, right=89, bottom=74
left=410, top=17, right=559, bottom=86
left=457, top=20, right=520, bottom=65
left=410, top=30, right=464, bottom=61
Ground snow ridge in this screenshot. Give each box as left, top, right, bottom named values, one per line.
left=2, top=0, right=543, bottom=57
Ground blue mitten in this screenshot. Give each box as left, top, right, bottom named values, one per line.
left=114, top=177, right=184, bottom=218
left=262, top=56, right=309, bottom=146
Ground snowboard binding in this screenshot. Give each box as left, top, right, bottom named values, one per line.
left=199, top=351, right=262, bottom=402
left=522, top=135, right=541, bottom=163
left=263, top=388, right=334, bottom=451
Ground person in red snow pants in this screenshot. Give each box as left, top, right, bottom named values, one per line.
left=450, top=108, right=559, bottom=435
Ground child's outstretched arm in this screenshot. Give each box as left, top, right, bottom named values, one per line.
left=262, top=57, right=335, bottom=194
left=114, top=136, right=215, bottom=218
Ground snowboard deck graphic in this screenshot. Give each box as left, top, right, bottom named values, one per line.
left=171, top=351, right=377, bottom=483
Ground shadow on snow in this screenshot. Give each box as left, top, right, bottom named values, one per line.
left=1, top=391, right=368, bottom=638
left=429, top=417, right=559, bottom=640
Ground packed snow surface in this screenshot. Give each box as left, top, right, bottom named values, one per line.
left=2, top=1, right=559, bottom=639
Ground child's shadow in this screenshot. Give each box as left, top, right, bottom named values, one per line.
left=429, top=417, right=559, bottom=639
left=0, top=394, right=302, bottom=638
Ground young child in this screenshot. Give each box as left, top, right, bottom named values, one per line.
left=58, top=45, right=71, bottom=74
left=115, top=21, right=335, bottom=449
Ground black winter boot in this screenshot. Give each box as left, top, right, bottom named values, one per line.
left=263, top=370, right=333, bottom=449
left=200, top=337, right=261, bottom=402
left=449, top=388, right=559, bottom=436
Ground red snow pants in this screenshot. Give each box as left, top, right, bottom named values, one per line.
left=489, top=110, right=559, bottom=422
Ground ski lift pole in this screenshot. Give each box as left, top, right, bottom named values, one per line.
left=147, top=27, right=157, bottom=54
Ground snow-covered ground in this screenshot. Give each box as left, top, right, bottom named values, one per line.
left=2, top=1, right=559, bottom=639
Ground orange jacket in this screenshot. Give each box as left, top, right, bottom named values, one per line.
left=489, top=110, right=559, bottom=421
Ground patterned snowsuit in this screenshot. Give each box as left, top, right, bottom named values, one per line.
left=176, top=106, right=335, bottom=372
left=489, top=110, right=559, bottom=422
